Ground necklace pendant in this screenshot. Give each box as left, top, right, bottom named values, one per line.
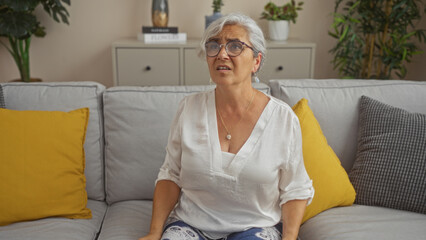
left=226, top=134, right=232, bottom=140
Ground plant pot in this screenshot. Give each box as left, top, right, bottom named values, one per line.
left=268, top=20, right=289, bottom=41
left=205, top=12, right=222, bottom=29
left=10, top=78, right=42, bottom=83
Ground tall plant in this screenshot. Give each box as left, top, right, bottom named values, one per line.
left=329, top=0, right=426, bottom=79
left=0, top=0, right=70, bottom=82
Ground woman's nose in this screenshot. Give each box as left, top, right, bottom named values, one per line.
left=217, top=45, right=229, bottom=59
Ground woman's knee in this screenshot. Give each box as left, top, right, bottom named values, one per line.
left=226, top=226, right=282, bottom=240
left=161, top=221, right=205, bottom=240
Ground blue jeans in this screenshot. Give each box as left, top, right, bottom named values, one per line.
left=161, top=220, right=283, bottom=240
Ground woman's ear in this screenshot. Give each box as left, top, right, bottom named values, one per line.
left=253, top=52, right=262, bottom=73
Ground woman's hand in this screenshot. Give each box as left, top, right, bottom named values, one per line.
left=138, top=231, right=162, bottom=240
left=282, top=236, right=297, bottom=240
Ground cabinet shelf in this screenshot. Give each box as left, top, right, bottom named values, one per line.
left=112, top=38, right=315, bottom=86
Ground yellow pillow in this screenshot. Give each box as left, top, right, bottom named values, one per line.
left=292, top=99, right=356, bottom=223
left=0, top=108, right=92, bottom=226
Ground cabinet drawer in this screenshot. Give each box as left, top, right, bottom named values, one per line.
left=259, top=48, right=312, bottom=83
left=116, top=48, right=180, bottom=86
left=183, top=48, right=210, bottom=85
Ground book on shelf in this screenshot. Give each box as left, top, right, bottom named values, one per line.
left=142, top=26, right=178, bottom=34
left=137, top=32, right=187, bottom=44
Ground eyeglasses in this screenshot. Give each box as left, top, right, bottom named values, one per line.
left=205, top=40, right=257, bottom=57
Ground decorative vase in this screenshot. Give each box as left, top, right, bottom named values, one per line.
left=152, top=0, right=168, bottom=27
left=268, top=20, right=289, bottom=41
left=205, top=12, right=222, bottom=29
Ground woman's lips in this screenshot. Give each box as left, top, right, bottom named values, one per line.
left=216, top=65, right=231, bottom=71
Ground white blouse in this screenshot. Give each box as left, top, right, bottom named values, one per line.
left=157, top=90, right=314, bottom=237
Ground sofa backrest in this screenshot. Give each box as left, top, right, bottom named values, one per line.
left=103, top=83, right=270, bottom=204
left=270, top=79, right=426, bottom=172
left=1, top=82, right=106, bottom=201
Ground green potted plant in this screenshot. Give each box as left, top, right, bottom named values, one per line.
left=0, top=0, right=71, bottom=82
left=261, top=0, right=304, bottom=41
left=329, top=0, right=426, bottom=79
left=205, top=0, right=224, bottom=29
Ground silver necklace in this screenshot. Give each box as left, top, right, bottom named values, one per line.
left=217, top=90, right=256, bottom=140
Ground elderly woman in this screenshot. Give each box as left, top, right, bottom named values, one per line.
left=139, top=13, right=314, bottom=240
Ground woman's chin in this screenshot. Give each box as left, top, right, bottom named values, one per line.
left=212, top=78, right=234, bottom=86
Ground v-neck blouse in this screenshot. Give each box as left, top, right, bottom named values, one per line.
left=157, top=90, right=314, bottom=236
left=221, top=151, right=235, bottom=169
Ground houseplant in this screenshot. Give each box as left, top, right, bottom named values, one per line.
left=0, top=0, right=71, bottom=82
left=205, top=0, right=224, bottom=29
left=329, top=0, right=426, bottom=79
left=261, top=0, right=304, bottom=41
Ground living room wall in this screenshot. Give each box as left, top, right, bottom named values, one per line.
left=0, top=0, right=424, bottom=87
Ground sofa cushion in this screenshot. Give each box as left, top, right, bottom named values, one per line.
left=1, top=82, right=106, bottom=200
left=270, top=79, right=426, bottom=171
left=0, top=200, right=107, bottom=240
left=0, top=108, right=91, bottom=226
left=299, top=204, right=426, bottom=240
left=103, top=83, right=270, bottom=204
left=97, top=200, right=152, bottom=240
left=349, top=96, right=426, bottom=214
left=0, top=85, right=5, bottom=108
left=292, top=99, right=355, bottom=223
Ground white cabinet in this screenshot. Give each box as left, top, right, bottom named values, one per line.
left=115, top=48, right=180, bottom=86
left=259, top=42, right=315, bottom=82
left=112, top=39, right=315, bottom=86
left=183, top=48, right=210, bottom=85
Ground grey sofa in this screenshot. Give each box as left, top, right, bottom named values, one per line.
left=0, top=79, right=425, bottom=240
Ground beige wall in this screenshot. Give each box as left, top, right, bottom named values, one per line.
left=0, top=0, right=424, bottom=87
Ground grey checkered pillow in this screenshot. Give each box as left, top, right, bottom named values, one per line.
left=349, top=96, right=426, bottom=214
left=0, top=85, right=5, bottom=108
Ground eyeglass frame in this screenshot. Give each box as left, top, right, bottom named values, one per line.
left=205, top=40, right=258, bottom=57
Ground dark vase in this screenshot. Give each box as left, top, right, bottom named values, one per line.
left=152, top=0, right=168, bottom=27
left=205, top=12, right=222, bottom=29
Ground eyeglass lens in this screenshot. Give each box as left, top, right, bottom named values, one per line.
left=206, top=41, right=244, bottom=57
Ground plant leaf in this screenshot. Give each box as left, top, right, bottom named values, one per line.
left=0, top=12, right=37, bottom=38
left=0, top=0, right=39, bottom=12
left=340, top=26, right=349, bottom=41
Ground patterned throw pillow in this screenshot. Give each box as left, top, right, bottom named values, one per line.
left=349, top=96, right=426, bottom=214
left=0, top=85, right=5, bottom=108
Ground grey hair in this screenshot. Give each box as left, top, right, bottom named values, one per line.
left=199, top=12, right=266, bottom=72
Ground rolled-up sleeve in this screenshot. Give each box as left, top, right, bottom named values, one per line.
left=155, top=98, right=186, bottom=187
left=279, top=115, right=314, bottom=206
